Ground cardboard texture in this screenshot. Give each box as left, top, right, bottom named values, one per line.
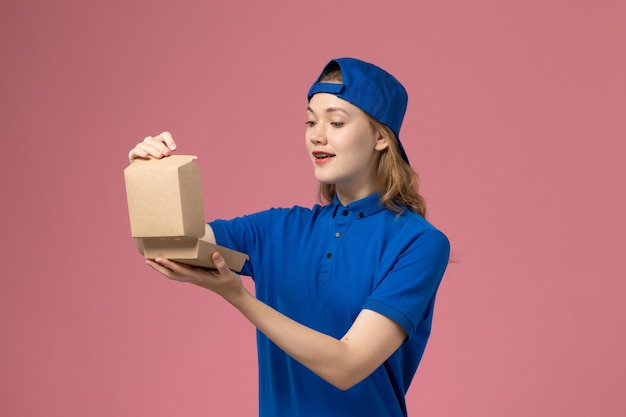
left=124, top=155, right=248, bottom=271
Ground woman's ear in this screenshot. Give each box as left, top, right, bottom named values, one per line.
left=374, top=131, right=389, bottom=151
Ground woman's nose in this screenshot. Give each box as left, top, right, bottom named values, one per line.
left=308, top=124, right=327, bottom=144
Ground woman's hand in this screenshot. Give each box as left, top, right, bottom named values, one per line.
left=146, top=252, right=246, bottom=302
left=128, top=131, right=178, bottom=163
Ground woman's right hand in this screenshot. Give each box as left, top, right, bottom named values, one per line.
left=128, top=131, right=178, bottom=163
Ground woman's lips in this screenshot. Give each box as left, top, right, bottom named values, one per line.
left=312, top=151, right=336, bottom=164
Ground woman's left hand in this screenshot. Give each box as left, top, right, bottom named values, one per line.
left=147, top=252, right=245, bottom=301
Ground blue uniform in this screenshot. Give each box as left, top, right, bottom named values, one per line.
left=210, top=193, right=450, bottom=417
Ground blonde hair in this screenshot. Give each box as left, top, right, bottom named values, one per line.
left=315, top=63, right=427, bottom=217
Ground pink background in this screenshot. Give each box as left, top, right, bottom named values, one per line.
left=1, top=0, right=625, bottom=416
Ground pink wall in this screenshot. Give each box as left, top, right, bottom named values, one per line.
left=1, top=0, right=624, bottom=416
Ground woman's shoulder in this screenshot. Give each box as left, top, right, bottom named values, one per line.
left=391, top=209, right=449, bottom=245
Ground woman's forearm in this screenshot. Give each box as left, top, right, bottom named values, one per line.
left=147, top=253, right=406, bottom=391
left=225, top=287, right=404, bottom=390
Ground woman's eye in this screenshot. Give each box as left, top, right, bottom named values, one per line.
left=305, top=121, right=315, bottom=127
left=330, top=122, right=344, bottom=128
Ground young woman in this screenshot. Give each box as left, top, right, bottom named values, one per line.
left=128, top=58, right=450, bottom=417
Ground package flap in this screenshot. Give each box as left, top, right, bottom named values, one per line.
left=136, top=237, right=249, bottom=272
left=124, top=155, right=205, bottom=238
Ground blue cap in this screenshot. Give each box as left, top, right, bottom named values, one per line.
left=307, top=57, right=410, bottom=164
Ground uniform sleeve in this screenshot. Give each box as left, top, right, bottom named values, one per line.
left=209, top=212, right=266, bottom=278
left=209, top=208, right=286, bottom=278
left=362, top=228, right=450, bottom=339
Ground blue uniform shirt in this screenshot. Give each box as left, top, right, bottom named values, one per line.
left=210, top=193, right=450, bottom=417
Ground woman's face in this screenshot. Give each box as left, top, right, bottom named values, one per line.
left=306, top=93, right=388, bottom=203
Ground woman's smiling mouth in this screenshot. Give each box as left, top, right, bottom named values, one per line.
left=312, top=151, right=336, bottom=164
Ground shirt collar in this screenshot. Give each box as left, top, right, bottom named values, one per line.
left=332, top=193, right=386, bottom=218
